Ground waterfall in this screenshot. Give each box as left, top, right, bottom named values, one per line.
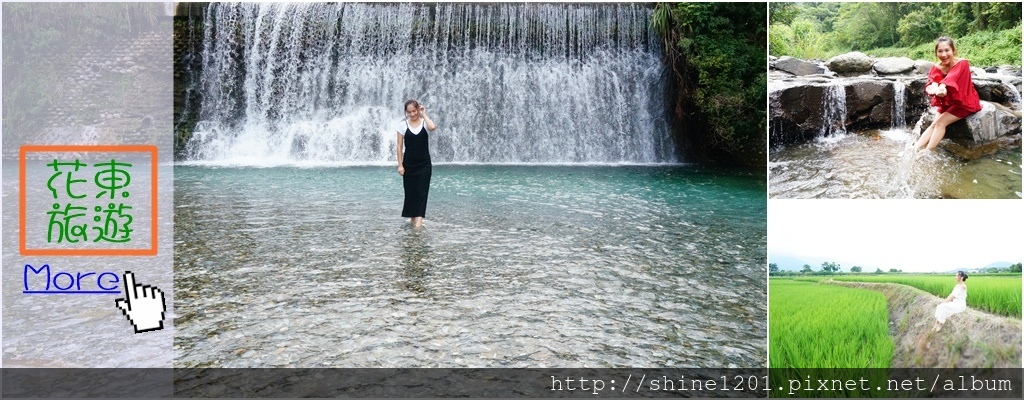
left=891, top=80, right=906, bottom=129
left=181, top=3, right=675, bottom=165
left=819, top=83, right=847, bottom=137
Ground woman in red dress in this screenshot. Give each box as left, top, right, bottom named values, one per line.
left=915, top=36, right=982, bottom=150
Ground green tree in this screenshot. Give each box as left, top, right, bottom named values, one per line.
left=769, top=263, right=779, bottom=274
left=875, top=268, right=884, bottom=274
left=850, top=266, right=862, bottom=273
left=769, top=2, right=798, bottom=25
left=821, top=261, right=841, bottom=274
left=897, top=4, right=944, bottom=45
left=831, top=3, right=906, bottom=50
left=801, top=264, right=813, bottom=274
left=1010, top=263, right=1022, bottom=273
left=653, top=2, right=766, bottom=167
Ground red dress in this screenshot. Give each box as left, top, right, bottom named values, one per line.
left=927, top=59, right=982, bottom=118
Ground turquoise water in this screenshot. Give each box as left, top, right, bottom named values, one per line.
left=174, top=165, right=767, bottom=367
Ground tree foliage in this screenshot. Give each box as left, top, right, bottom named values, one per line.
left=769, top=2, right=1022, bottom=66
left=653, top=2, right=766, bottom=167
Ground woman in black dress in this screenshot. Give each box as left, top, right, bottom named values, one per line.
left=396, top=99, right=437, bottom=229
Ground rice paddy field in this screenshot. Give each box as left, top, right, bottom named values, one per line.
left=831, top=273, right=1022, bottom=318
left=769, top=279, right=894, bottom=368
left=769, top=279, right=894, bottom=397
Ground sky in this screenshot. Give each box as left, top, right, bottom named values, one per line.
left=769, top=200, right=1022, bottom=273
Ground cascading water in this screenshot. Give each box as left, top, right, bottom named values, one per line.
left=890, top=80, right=906, bottom=129
left=181, top=2, right=675, bottom=165
left=818, top=83, right=847, bottom=138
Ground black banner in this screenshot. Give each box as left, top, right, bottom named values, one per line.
left=2, top=368, right=1020, bottom=398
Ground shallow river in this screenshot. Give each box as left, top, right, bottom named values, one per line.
left=770, top=129, right=1022, bottom=199
left=173, top=165, right=767, bottom=368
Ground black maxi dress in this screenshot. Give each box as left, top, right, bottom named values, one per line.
left=401, top=121, right=431, bottom=218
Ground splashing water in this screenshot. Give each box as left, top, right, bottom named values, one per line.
left=770, top=129, right=963, bottom=199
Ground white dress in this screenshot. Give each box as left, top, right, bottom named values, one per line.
left=934, top=284, right=967, bottom=323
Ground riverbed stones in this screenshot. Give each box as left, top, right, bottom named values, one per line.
left=873, top=57, right=915, bottom=75
left=826, top=52, right=873, bottom=75
left=774, top=56, right=825, bottom=76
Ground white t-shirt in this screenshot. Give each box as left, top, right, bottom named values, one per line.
left=397, top=120, right=426, bottom=136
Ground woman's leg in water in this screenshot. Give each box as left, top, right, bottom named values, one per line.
left=917, top=112, right=962, bottom=150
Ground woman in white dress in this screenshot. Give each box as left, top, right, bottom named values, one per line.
left=933, top=271, right=968, bottom=332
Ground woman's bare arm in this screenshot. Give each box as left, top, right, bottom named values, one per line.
left=396, top=132, right=405, bottom=175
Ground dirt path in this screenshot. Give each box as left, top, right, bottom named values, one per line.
left=828, top=280, right=1021, bottom=368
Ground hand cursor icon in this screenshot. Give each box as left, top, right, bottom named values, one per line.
left=114, top=271, right=167, bottom=333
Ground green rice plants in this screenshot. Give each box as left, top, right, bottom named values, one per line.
left=769, top=279, right=895, bottom=397
left=832, top=274, right=1022, bottom=318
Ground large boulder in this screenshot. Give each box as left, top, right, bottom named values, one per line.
left=873, top=57, right=915, bottom=75
left=974, top=78, right=1023, bottom=105
left=769, top=82, right=835, bottom=145
left=917, top=101, right=1022, bottom=159
left=845, top=79, right=895, bottom=129
left=914, top=60, right=934, bottom=75
left=774, top=56, right=825, bottom=76
left=826, top=52, right=873, bottom=75
left=770, top=78, right=904, bottom=144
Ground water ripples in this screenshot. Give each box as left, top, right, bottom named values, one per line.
left=174, top=165, right=766, bottom=368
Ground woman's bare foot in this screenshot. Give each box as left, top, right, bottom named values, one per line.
left=413, top=217, right=423, bottom=229
left=933, top=321, right=943, bottom=332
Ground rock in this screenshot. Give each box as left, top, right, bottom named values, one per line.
left=970, top=67, right=986, bottom=76
left=873, top=57, right=915, bottom=75
left=997, top=65, right=1022, bottom=77
left=846, top=79, right=894, bottom=129
left=914, top=60, right=934, bottom=75
left=984, top=66, right=998, bottom=73
left=826, top=52, right=873, bottom=74
left=939, top=135, right=1021, bottom=161
left=768, top=55, right=778, bottom=65
left=918, top=101, right=1022, bottom=150
left=974, top=79, right=1021, bottom=105
left=774, top=56, right=825, bottom=76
